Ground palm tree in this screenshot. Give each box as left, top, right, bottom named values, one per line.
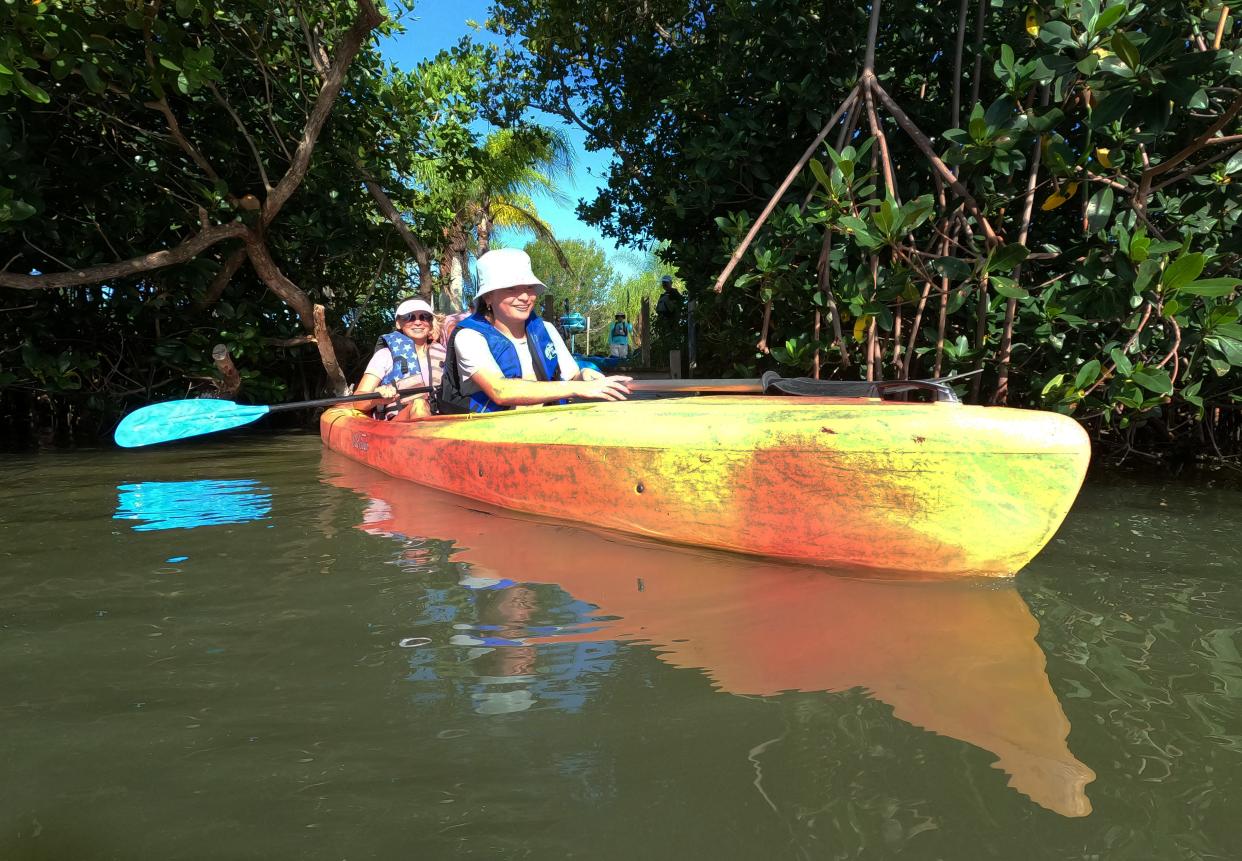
left=434, top=126, right=574, bottom=310
left=471, top=126, right=574, bottom=255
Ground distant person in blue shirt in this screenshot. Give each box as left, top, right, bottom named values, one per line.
left=608, top=312, right=633, bottom=359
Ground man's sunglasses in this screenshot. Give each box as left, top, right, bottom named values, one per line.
left=398, top=313, right=434, bottom=323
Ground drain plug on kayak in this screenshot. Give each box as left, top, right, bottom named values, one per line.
left=635, top=482, right=645, bottom=494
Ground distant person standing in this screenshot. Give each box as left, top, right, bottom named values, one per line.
left=655, top=275, right=683, bottom=327
left=608, top=312, right=633, bottom=360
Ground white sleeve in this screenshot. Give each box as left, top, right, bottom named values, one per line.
left=454, top=329, right=501, bottom=382
left=544, top=323, right=580, bottom=380
left=363, top=347, right=394, bottom=380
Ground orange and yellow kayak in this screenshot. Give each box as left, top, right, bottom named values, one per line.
left=320, top=396, right=1089, bottom=578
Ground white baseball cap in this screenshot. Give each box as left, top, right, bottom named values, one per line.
left=395, top=298, right=434, bottom=318
left=475, top=249, right=547, bottom=300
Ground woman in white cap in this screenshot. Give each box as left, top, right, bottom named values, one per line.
left=440, top=249, right=631, bottom=413
left=352, top=297, right=445, bottom=420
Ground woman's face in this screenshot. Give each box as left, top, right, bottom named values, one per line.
left=397, top=311, right=434, bottom=343
left=489, top=285, right=538, bottom=322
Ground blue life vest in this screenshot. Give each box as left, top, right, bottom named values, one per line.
left=441, top=312, right=563, bottom=414
left=374, top=331, right=424, bottom=419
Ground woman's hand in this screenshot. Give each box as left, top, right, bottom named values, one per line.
left=376, top=384, right=398, bottom=400
left=575, top=375, right=632, bottom=401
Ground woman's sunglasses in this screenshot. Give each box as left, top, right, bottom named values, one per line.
left=398, top=313, right=434, bottom=323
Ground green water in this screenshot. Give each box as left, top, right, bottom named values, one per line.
left=1, top=436, right=1240, bottom=859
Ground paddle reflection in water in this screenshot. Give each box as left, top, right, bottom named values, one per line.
left=113, top=479, right=271, bottom=531
left=323, top=453, right=1095, bottom=817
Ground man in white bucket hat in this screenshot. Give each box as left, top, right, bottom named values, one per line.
left=439, top=249, right=631, bottom=413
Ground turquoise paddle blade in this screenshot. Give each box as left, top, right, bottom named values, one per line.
left=114, top=399, right=272, bottom=448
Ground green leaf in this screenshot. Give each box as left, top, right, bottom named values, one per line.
left=1084, top=186, right=1114, bottom=234
left=808, top=158, right=831, bottom=190
left=1075, top=359, right=1102, bottom=389
left=932, top=256, right=972, bottom=280
left=1092, top=4, right=1126, bottom=34
left=838, top=216, right=882, bottom=247
left=1179, top=278, right=1242, bottom=297
left=1111, top=347, right=1133, bottom=375
left=1027, top=107, right=1065, bottom=132
left=1146, top=240, right=1184, bottom=255
left=16, top=74, right=50, bottom=104
left=1042, top=373, right=1067, bottom=396
left=159, top=57, right=181, bottom=71
left=1040, top=21, right=1077, bottom=49
left=80, top=62, right=104, bottom=94
left=1207, top=336, right=1242, bottom=366
left=1161, top=253, right=1205, bottom=293
left=1182, top=380, right=1204, bottom=409
left=986, top=244, right=1030, bottom=273
left=1091, top=90, right=1132, bottom=126
left=990, top=275, right=1029, bottom=299
left=1113, top=31, right=1140, bottom=69
left=1131, top=367, right=1173, bottom=395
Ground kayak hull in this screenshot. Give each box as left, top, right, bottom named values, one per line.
left=320, top=396, right=1089, bottom=578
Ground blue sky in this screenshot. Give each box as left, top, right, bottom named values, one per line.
left=378, top=2, right=642, bottom=272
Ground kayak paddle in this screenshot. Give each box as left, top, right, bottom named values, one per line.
left=114, top=386, right=430, bottom=448
left=115, top=371, right=982, bottom=448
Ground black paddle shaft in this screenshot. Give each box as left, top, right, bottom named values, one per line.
left=265, top=385, right=431, bottom=413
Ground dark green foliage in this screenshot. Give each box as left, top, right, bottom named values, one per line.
left=0, top=2, right=561, bottom=444
left=487, top=0, right=1242, bottom=459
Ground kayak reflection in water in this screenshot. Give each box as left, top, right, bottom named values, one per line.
left=438, top=249, right=631, bottom=413
left=325, top=455, right=1095, bottom=817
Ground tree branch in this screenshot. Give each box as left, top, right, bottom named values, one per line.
left=0, top=222, right=249, bottom=290
left=196, top=245, right=248, bottom=310
left=208, top=82, right=272, bottom=191
left=358, top=163, right=434, bottom=296
left=145, top=95, right=223, bottom=185
left=712, top=87, right=859, bottom=293
left=261, top=0, right=384, bottom=227
left=868, top=76, right=999, bottom=244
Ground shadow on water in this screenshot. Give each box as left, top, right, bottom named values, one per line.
left=320, top=452, right=1095, bottom=818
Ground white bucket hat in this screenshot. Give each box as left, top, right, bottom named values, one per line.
left=475, top=249, right=547, bottom=300
left=395, top=298, right=434, bottom=318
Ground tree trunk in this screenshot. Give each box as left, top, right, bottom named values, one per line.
left=314, top=304, right=349, bottom=395
left=477, top=208, right=493, bottom=256
left=212, top=344, right=242, bottom=396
